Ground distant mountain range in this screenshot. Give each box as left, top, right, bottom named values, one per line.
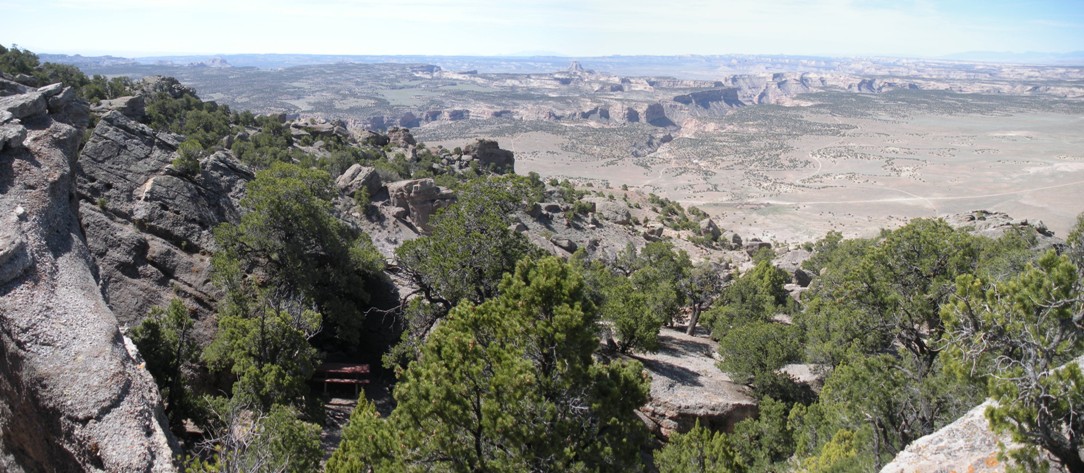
left=941, top=50, right=1084, bottom=65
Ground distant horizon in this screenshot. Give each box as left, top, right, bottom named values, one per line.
left=32, top=49, right=1084, bottom=63
left=3, top=0, right=1082, bottom=60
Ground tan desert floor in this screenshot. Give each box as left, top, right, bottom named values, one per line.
left=481, top=110, right=1084, bottom=244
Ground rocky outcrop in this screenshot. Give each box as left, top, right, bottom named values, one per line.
left=595, top=200, right=632, bottom=225
left=774, top=249, right=813, bottom=287
left=743, top=238, right=772, bottom=256
left=336, top=164, right=382, bottom=197
left=90, top=95, right=145, bottom=121
left=550, top=237, right=578, bottom=253
left=673, top=89, right=744, bottom=109
left=138, top=75, right=192, bottom=99
left=880, top=402, right=1020, bottom=473
left=882, top=358, right=1082, bottom=472
left=463, top=139, right=515, bottom=174
left=0, top=79, right=177, bottom=472
left=386, top=127, right=417, bottom=148
left=637, top=328, right=758, bottom=438
left=76, top=112, right=251, bottom=326
left=945, top=210, right=1060, bottom=244
left=698, top=218, right=721, bottom=241
left=643, top=103, right=675, bottom=128
left=387, top=178, right=455, bottom=232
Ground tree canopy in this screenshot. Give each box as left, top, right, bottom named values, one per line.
left=213, top=161, right=385, bottom=345
left=329, top=256, right=650, bottom=473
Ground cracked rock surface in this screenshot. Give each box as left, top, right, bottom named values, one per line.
left=0, top=75, right=178, bottom=472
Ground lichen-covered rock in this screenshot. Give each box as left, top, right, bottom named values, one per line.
left=0, top=84, right=178, bottom=472
left=880, top=401, right=1017, bottom=473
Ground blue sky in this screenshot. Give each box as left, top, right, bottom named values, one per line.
left=2, top=0, right=1082, bottom=57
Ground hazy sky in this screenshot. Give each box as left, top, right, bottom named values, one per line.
left=2, top=0, right=1082, bottom=58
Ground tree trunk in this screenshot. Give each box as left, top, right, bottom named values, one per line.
left=686, top=304, right=702, bottom=335
left=1051, top=444, right=1084, bottom=473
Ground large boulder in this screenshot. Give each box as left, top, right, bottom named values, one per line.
left=0, top=89, right=46, bottom=120
left=90, top=95, right=145, bottom=121
left=881, top=401, right=1022, bottom=473
left=882, top=358, right=1083, bottom=473
left=0, top=83, right=178, bottom=472
left=699, top=218, right=721, bottom=241
left=386, top=127, right=416, bottom=147
left=643, top=225, right=665, bottom=241
left=596, top=200, right=632, bottom=225
left=387, top=178, right=455, bottom=232
left=335, top=164, right=382, bottom=197
left=138, top=75, right=192, bottom=99
left=464, top=139, right=515, bottom=174
left=358, top=130, right=390, bottom=147
left=638, top=328, right=758, bottom=438
left=550, top=237, right=578, bottom=253
left=774, top=249, right=813, bottom=287
left=743, top=239, right=772, bottom=256
left=0, top=119, right=26, bottom=151
left=77, top=111, right=181, bottom=219
left=723, top=231, right=742, bottom=248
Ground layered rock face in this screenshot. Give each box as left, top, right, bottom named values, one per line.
left=76, top=111, right=251, bottom=326
left=0, top=76, right=177, bottom=471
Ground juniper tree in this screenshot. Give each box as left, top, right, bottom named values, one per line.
left=329, top=257, right=651, bottom=473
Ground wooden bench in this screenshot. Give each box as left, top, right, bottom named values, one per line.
left=314, top=362, right=371, bottom=397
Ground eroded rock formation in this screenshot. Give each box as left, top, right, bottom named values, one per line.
left=463, top=139, right=514, bottom=174
left=387, top=178, right=456, bottom=233
left=76, top=111, right=251, bottom=327
left=0, top=75, right=177, bottom=472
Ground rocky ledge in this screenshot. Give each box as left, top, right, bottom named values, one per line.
left=635, top=328, right=757, bottom=438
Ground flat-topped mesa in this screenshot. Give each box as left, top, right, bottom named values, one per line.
left=0, top=74, right=178, bottom=472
